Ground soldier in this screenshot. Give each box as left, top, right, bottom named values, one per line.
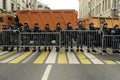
left=32, top=23, right=42, bottom=52
left=65, top=22, right=73, bottom=52
left=110, top=25, right=120, bottom=53
left=54, top=23, right=62, bottom=52
left=99, top=23, right=110, bottom=53
left=76, top=21, right=85, bottom=52
left=16, top=23, right=23, bottom=52
left=22, top=22, right=31, bottom=51
left=44, top=24, right=52, bottom=52
left=2, top=24, right=9, bottom=51
left=87, top=23, right=97, bottom=52
left=9, top=23, right=18, bottom=51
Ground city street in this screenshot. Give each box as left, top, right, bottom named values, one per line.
left=0, top=0, right=120, bottom=80
left=0, top=64, right=120, bottom=80
left=0, top=47, right=119, bottom=80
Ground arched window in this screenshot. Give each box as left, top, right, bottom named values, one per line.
left=38, top=5, right=43, bottom=8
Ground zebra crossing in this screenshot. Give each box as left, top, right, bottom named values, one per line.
left=0, top=47, right=119, bottom=64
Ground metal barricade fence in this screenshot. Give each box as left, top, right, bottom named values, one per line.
left=102, top=35, right=120, bottom=53
left=0, top=30, right=20, bottom=47
left=2, top=30, right=120, bottom=54
left=20, top=32, right=60, bottom=47
left=60, top=30, right=103, bottom=51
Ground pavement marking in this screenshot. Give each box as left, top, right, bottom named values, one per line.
left=45, top=48, right=57, bottom=64
left=58, top=48, right=67, bottom=64
left=67, top=51, right=80, bottom=64
left=76, top=51, right=91, bottom=64
left=41, top=65, right=52, bottom=80
left=33, top=51, right=49, bottom=64
left=0, top=51, right=17, bottom=60
left=9, top=50, right=33, bottom=63
left=104, top=60, right=117, bottom=64
left=21, top=51, right=38, bottom=63
left=116, top=61, right=120, bottom=64
left=83, top=51, right=104, bottom=64
left=0, top=51, right=9, bottom=56
left=0, top=52, right=23, bottom=63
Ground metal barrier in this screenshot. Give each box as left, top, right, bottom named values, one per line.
left=20, top=32, right=60, bottom=47
left=0, top=30, right=120, bottom=54
left=61, top=30, right=103, bottom=51
left=102, top=35, right=120, bottom=53
left=0, top=30, right=20, bottom=47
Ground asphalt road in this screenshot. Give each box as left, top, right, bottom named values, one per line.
left=0, top=64, right=120, bottom=80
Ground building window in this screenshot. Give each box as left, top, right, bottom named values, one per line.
left=3, top=0, right=6, bottom=9
left=18, top=7, right=20, bottom=10
left=0, top=17, right=4, bottom=22
left=38, top=5, right=43, bottom=8
left=105, top=0, right=107, bottom=10
left=102, top=1, right=104, bottom=12
left=11, top=3, right=14, bottom=10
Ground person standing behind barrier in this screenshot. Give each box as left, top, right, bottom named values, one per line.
left=16, top=23, right=23, bottom=51
left=22, top=22, right=31, bottom=51
left=54, top=23, right=62, bottom=52
left=99, top=23, right=109, bottom=53
left=2, top=24, right=8, bottom=51
left=65, top=22, right=73, bottom=52
left=87, top=23, right=96, bottom=52
left=32, top=23, right=42, bottom=52
left=76, top=21, right=85, bottom=52
left=44, top=24, right=52, bottom=52
left=9, top=23, right=18, bottom=51
left=110, top=25, right=120, bottom=53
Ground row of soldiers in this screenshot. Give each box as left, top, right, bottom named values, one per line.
left=1, top=21, right=120, bottom=53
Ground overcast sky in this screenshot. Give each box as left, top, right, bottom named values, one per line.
left=37, top=0, right=79, bottom=12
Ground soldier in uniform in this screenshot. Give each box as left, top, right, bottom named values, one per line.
left=2, top=24, right=9, bottom=51
left=87, top=23, right=97, bottom=52
left=44, top=24, right=52, bottom=52
left=110, top=25, right=120, bottom=53
left=99, top=23, right=109, bottom=53
left=32, top=23, right=42, bottom=52
left=76, top=21, right=85, bottom=52
left=54, top=23, right=62, bottom=52
left=9, top=23, right=18, bottom=51
left=65, top=22, right=73, bottom=52
left=22, top=22, right=31, bottom=51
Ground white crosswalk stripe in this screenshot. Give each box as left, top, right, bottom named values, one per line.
left=0, top=52, right=23, bottom=63
left=0, top=48, right=119, bottom=64
left=116, top=61, right=120, bottom=64
left=45, top=48, right=57, bottom=64
left=67, top=51, right=80, bottom=64
left=83, top=51, right=104, bottom=64
left=21, top=51, right=38, bottom=63
left=0, top=51, right=9, bottom=56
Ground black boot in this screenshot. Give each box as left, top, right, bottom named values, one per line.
left=112, top=50, right=116, bottom=53
left=66, top=49, right=68, bottom=52
left=80, top=49, right=84, bottom=52
left=44, top=47, right=47, bottom=51
left=32, top=47, right=36, bottom=52
left=103, top=50, right=107, bottom=53
left=71, top=49, right=73, bottom=52
left=87, top=49, right=90, bottom=52
left=9, top=47, right=14, bottom=51
left=48, top=47, right=51, bottom=52
left=76, top=49, right=79, bottom=52
left=38, top=47, right=41, bottom=52
left=92, top=49, right=96, bottom=52
left=116, top=50, right=120, bottom=53
left=56, top=48, right=59, bottom=52
left=27, top=47, right=30, bottom=51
